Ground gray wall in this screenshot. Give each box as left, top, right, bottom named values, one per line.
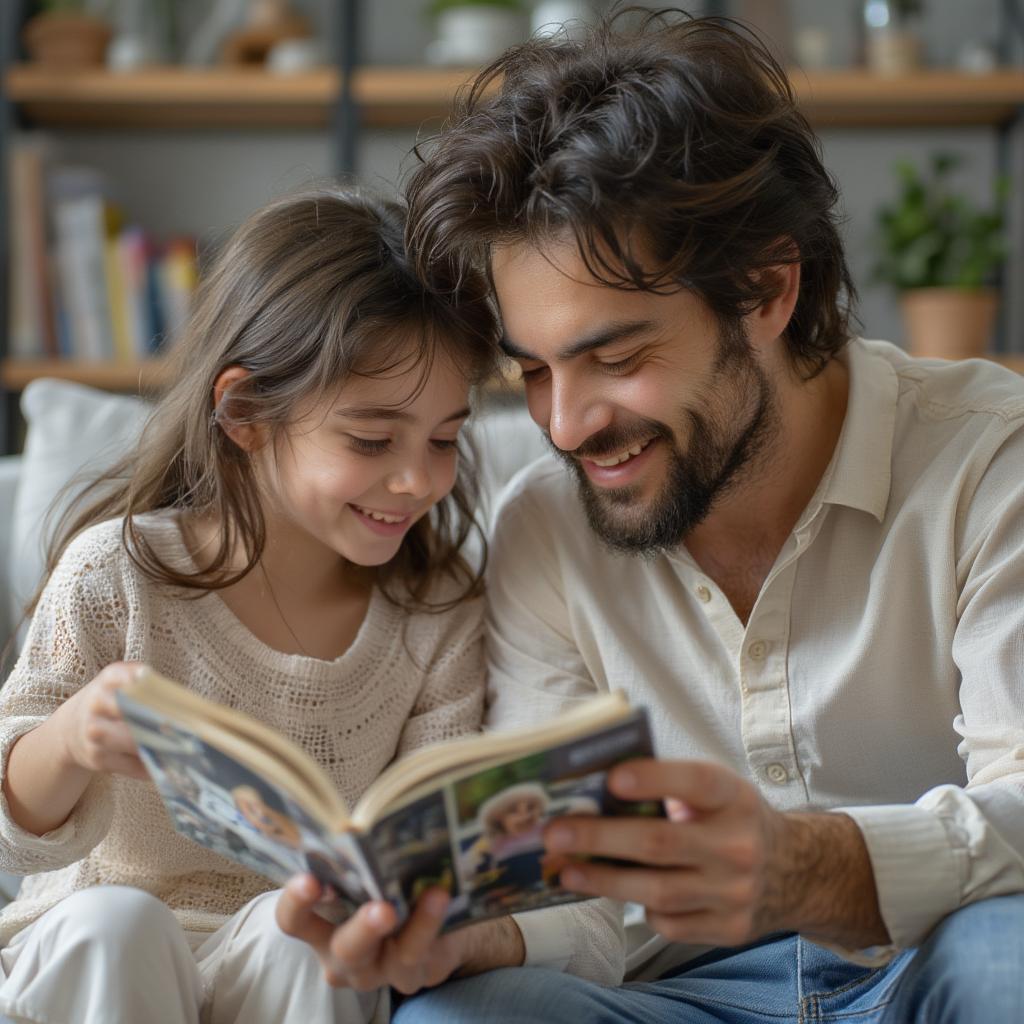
left=17, top=0, right=1023, bottom=350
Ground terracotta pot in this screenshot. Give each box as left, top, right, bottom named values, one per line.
left=900, top=288, right=998, bottom=360
left=23, top=13, right=113, bottom=67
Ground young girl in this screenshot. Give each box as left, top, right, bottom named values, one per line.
left=0, top=188, right=497, bottom=1024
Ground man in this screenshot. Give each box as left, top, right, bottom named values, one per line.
left=278, top=11, right=1024, bottom=1021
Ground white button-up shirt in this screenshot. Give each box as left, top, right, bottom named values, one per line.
left=494, top=338, right=1024, bottom=980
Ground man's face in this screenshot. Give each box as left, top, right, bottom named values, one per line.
left=492, top=239, right=778, bottom=555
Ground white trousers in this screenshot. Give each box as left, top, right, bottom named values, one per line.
left=0, top=885, right=384, bottom=1024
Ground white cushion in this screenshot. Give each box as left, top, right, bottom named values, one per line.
left=9, top=379, right=150, bottom=640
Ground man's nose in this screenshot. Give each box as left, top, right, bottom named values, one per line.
left=546, top=375, right=614, bottom=454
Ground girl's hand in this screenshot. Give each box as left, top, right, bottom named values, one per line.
left=54, top=662, right=149, bottom=780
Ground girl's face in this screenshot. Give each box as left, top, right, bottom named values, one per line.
left=254, top=342, right=471, bottom=568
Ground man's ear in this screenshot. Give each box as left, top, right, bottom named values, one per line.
left=212, top=366, right=265, bottom=452
left=746, top=259, right=801, bottom=350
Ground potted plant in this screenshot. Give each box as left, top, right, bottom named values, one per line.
left=873, top=153, right=1007, bottom=360
left=424, top=0, right=527, bottom=66
left=862, top=0, right=925, bottom=74
left=23, top=0, right=114, bottom=67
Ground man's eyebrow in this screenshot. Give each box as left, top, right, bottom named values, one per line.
left=499, top=321, right=657, bottom=363
left=336, top=405, right=471, bottom=425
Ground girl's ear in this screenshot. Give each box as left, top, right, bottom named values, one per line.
left=212, top=366, right=265, bottom=452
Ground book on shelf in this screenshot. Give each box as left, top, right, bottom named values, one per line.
left=6, top=140, right=57, bottom=360
left=51, top=167, right=118, bottom=362
left=5, top=152, right=199, bottom=367
left=117, top=668, right=662, bottom=930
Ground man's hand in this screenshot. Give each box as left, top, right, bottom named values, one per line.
left=275, top=874, right=525, bottom=994
left=546, top=758, right=890, bottom=949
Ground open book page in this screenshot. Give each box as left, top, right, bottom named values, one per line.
left=351, top=690, right=634, bottom=827
left=117, top=691, right=383, bottom=921
left=120, top=668, right=350, bottom=828
left=365, top=709, right=662, bottom=930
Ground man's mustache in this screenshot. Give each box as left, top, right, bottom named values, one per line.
left=544, top=420, right=673, bottom=462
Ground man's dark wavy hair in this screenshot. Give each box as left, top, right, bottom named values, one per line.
left=406, top=7, right=857, bottom=378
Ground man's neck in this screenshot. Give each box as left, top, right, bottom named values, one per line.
left=684, top=354, right=849, bottom=622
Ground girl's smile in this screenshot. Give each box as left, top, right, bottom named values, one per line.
left=349, top=503, right=417, bottom=537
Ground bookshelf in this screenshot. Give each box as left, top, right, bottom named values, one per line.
left=1, top=0, right=1023, bottom=427
left=5, top=65, right=1024, bottom=131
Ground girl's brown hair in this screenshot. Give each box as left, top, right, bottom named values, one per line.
left=36, top=188, right=498, bottom=614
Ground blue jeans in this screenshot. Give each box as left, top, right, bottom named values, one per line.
left=394, top=895, right=1024, bottom=1023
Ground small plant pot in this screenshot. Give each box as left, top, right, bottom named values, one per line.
left=23, top=13, right=113, bottom=67
left=900, top=288, right=998, bottom=360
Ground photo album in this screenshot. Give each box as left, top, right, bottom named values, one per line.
left=116, top=669, right=662, bottom=930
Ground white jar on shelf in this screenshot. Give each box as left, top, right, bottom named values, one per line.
left=863, top=0, right=924, bottom=75
left=426, top=3, right=528, bottom=67
left=531, top=1, right=593, bottom=41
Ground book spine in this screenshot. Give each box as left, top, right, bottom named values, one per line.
left=52, top=195, right=116, bottom=362
left=144, top=244, right=166, bottom=355
left=105, top=234, right=133, bottom=363
left=117, top=226, right=148, bottom=359
left=157, top=238, right=198, bottom=352
left=6, top=144, right=49, bottom=359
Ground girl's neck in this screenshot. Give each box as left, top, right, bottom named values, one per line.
left=182, top=512, right=374, bottom=662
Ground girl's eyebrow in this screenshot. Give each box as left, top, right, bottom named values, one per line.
left=336, top=405, right=471, bottom=425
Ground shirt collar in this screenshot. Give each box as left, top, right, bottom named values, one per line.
left=810, top=338, right=898, bottom=524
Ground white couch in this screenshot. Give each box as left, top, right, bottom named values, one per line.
left=0, top=378, right=548, bottom=911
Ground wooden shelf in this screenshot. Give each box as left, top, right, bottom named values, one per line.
left=0, top=359, right=172, bottom=393
left=792, top=69, right=1024, bottom=127
left=4, top=65, right=340, bottom=128
left=6, top=64, right=1024, bottom=130
left=352, top=67, right=490, bottom=127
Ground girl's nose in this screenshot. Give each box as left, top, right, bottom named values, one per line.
left=386, top=461, right=432, bottom=500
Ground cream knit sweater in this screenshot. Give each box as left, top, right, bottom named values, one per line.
left=0, top=514, right=485, bottom=944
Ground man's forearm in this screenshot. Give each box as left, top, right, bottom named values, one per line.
left=455, top=916, right=525, bottom=977
left=771, top=811, right=890, bottom=948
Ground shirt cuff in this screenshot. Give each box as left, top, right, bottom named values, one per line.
left=837, top=803, right=962, bottom=948
left=512, top=905, right=575, bottom=972
left=0, top=717, right=114, bottom=874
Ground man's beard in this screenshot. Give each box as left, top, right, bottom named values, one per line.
left=548, top=323, right=779, bottom=557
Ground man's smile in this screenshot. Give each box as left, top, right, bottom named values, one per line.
left=585, top=437, right=656, bottom=468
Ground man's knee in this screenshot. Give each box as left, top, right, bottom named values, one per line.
left=887, top=895, right=1024, bottom=1022
left=394, top=967, right=607, bottom=1024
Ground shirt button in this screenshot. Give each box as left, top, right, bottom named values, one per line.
left=748, top=640, right=769, bottom=661
left=696, top=584, right=712, bottom=603
left=766, top=763, right=789, bottom=784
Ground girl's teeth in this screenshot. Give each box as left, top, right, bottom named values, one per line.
left=592, top=441, right=648, bottom=468
left=356, top=506, right=405, bottom=524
